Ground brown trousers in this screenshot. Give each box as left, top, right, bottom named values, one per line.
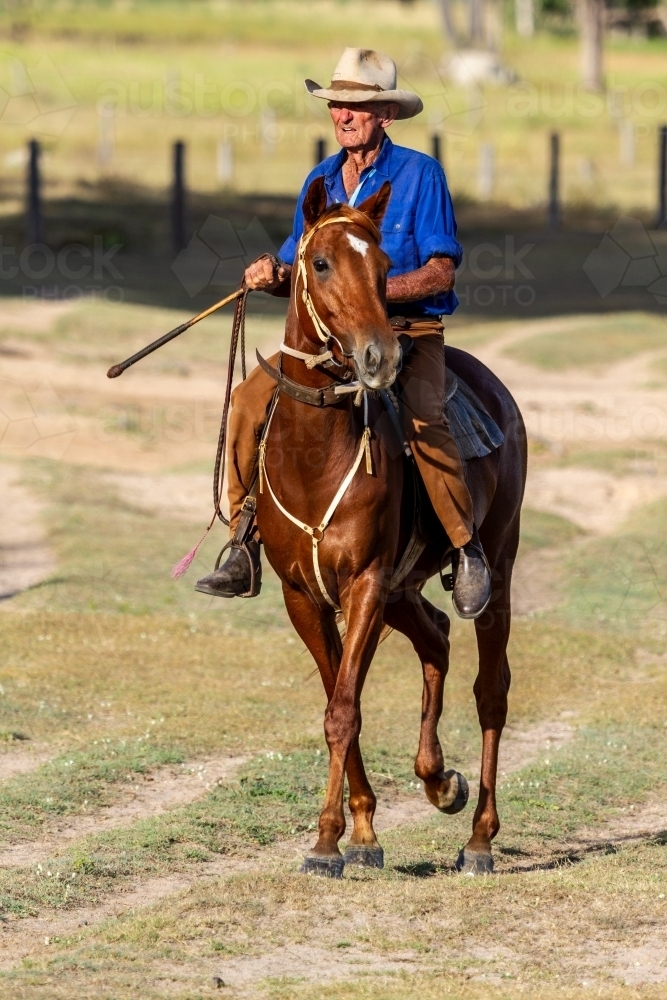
left=227, top=332, right=474, bottom=549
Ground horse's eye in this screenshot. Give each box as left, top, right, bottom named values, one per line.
left=312, top=257, right=329, bottom=273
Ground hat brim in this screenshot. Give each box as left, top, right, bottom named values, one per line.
left=304, top=79, right=423, bottom=120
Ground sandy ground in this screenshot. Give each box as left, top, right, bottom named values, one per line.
left=3, top=305, right=667, bottom=604
left=0, top=717, right=576, bottom=972
left=0, top=714, right=664, bottom=986
left=2, top=304, right=667, bottom=988
left=0, top=755, right=248, bottom=868
left=0, top=463, right=56, bottom=602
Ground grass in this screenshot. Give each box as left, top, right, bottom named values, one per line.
left=11, top=458, right=290, bottom=621
left=503, top=312, right=667, bottom=372
left=550, top=443, right=667, bottom=477
left=0, top=298, right=285, bottom=374
left=561, top=496, right=667, bottom=637
left=1, top=275, right=667, bottom=991
left=1, top=2, right=667, bottom=212
left=518, top=506, right=585, bottom=555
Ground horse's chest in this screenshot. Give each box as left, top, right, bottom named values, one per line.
left=257, top=450, right=393, bottom=592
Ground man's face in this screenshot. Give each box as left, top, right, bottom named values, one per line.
left=328, top=101, right=398, bottom=150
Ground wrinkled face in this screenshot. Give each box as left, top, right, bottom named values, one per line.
left=328, top=101, right=398, bottom=151
left=304, top=219, right=401, bottom=391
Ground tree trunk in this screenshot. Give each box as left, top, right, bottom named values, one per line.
left=436, top=0, right=461, bottom=47
left=579, top=0, right=604, bottom=92
left=469, top=0, right=485, bottom=46
left=515, top=0, right=534, bottom=38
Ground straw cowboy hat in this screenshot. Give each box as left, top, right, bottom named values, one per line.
left=305, top=48, right=423, bottom=121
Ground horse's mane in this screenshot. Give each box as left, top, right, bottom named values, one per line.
left=315, top=203, right=381, bottom=244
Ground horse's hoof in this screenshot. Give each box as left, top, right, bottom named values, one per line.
left=299, top=853, right=345, bottom=878
left=431, top=770, right=469, bottom=814
left=343, top=845, right=384, bottom=869
left=455, top=848, right=494, bottom=875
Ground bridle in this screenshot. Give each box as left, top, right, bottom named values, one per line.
left=257, top=211, right=385, bottom=611
left=295, top=214, right=357, bottom=353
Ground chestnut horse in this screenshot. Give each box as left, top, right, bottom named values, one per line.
left=256, top=177, right=526, bottom=877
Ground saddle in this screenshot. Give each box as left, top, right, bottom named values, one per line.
left=382, top=363, right=504, bottom=592
left=444, top=368, right=505, bottom=461
left=251, top=339, right=504, bottom=597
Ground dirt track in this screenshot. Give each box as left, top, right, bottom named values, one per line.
left=2, top=303, right=667, bottom=994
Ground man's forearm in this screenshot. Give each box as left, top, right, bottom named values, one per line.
left=386, top=255, right=455, bottom=304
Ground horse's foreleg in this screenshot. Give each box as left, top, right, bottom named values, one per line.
left=458, top=592, right=512, bottom=876
left=384, top=591, right=468, bottom=814
left=308, top=572, right=385, bottom=876
left=281, top=584, right=382, bottom=876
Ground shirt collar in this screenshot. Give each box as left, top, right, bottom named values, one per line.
left=324, top=134, right=393, bottom=180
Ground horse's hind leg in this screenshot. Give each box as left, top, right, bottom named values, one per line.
left=458, top=548, right=514, bottom=876
left=384, top=591, right=469, bottom=815
left=281, top=586, right=383, bottom=875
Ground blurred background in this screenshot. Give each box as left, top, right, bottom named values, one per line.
left=1, top=5, right=667, bottom=994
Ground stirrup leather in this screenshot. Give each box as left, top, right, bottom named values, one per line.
left=214, top=480, right=260, bottom=598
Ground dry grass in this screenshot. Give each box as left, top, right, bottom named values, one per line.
left=1, top=296, right=667, bottom=995
left=503, top=313, right=667, bottom=373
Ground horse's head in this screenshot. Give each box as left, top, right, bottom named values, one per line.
left=296, top=176, right=401, bottom=391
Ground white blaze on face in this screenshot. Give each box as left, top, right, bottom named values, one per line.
left=346, top=232, right=369, bottom=257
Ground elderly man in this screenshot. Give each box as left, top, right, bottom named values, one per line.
left=196, top=48, right=491, bottom=619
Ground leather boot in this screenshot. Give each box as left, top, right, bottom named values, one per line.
left=195, top=540, right=262, bottom=599
left=451, top=529, right=492, bottom=620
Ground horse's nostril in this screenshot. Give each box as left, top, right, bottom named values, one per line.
left=364, top=344, right=382, bottom=375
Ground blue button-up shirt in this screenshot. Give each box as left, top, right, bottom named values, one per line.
left=278, top=135, right=462, bottom=316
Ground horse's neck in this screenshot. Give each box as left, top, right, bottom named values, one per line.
left=272, top=303, right=360, bottom=474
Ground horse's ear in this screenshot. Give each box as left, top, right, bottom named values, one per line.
left=357, top=181, right=391, bottom=228
left=302, top=176, right=328, bottom=230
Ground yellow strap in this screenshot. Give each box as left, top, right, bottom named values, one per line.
left=257, top=391, right=372, bottom=611
left=296, top=216, right=353, bottom=344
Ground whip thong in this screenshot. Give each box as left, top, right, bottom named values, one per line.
left=106, top=287, right=245, bottom=378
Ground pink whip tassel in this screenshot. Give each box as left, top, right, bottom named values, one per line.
left=171, top=513, right=217, bottom=579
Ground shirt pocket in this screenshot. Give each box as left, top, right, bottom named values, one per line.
left=380, top=222, right=417, bottom=275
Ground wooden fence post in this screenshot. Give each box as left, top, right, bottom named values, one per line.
left=26, top=139, right=43, bottom=245
left=314, top=138, right=327, bottom=166
left=658, top=125, right=667, bottom=228
left=172, top=140, right=187, bottom=254
left=548, top=132, right=560, bottom=230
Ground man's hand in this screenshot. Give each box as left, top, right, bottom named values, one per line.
left=386, top=255, right=455, bottom=303
left=244, top=256, right=292, bottom=292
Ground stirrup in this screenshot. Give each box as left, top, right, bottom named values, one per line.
left=219, top=485, right=261, bottom=597
left=210, top=538, right=261, bottom=598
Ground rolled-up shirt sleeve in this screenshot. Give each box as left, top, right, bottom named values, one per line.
left=414, top=165, right=463, bottom=269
